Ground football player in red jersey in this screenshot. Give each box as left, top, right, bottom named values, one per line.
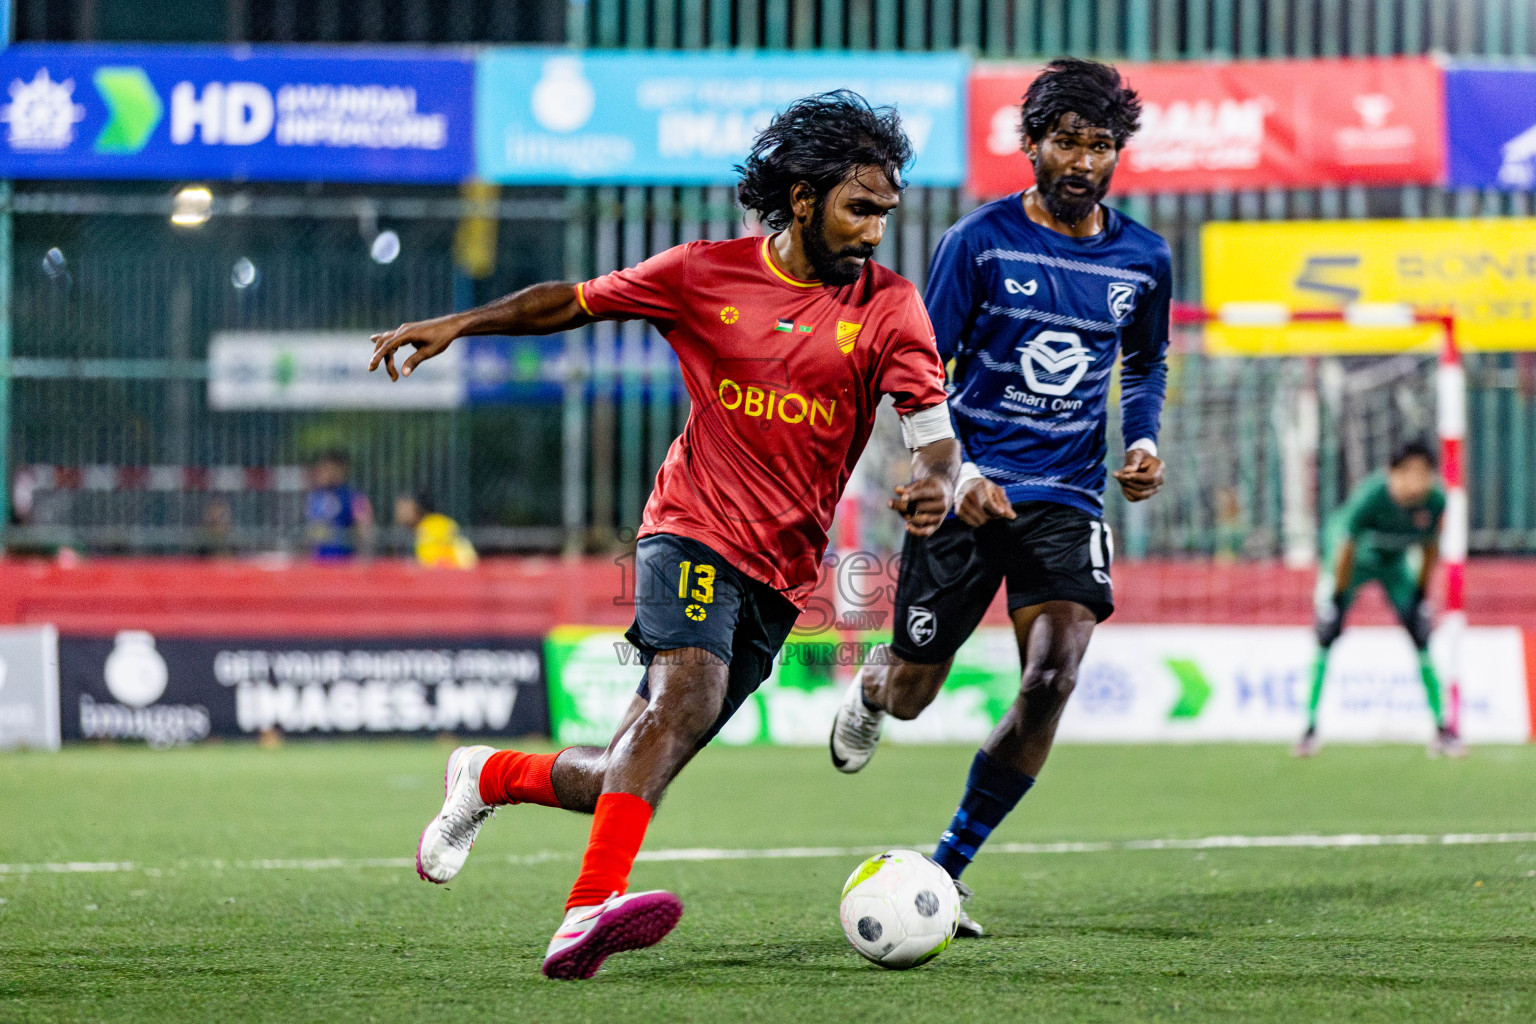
left=369, top=91, right=960, bottom=979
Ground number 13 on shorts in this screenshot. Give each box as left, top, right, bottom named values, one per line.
left=1088, top=521, right=1113, bottom=585
left=678, top=560, right=717, bottom=604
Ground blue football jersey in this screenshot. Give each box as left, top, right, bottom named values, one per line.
left=925, top=192, right=1171, bottom=516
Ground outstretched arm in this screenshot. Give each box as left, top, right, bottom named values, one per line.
left=369, top=281, right=599, bottom=381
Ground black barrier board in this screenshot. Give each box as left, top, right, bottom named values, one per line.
left=59, top=633, right=548, bottom=747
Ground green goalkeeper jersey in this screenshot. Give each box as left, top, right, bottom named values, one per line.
left=1324, top=470, right=1445, bottom=561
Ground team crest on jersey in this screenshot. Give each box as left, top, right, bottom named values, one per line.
left=1018, top=330, right=1094, bottom=397
left=906, top=606, right=936, bottom=646
left=1107, top=282, right=1137, bottom=324
left=836, top=320, right=863, bottom=355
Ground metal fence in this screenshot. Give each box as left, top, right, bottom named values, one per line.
left=576, top=0, right=1529, bottom=57
left=7, top=180, right=1536, bottom=557
left=17, top=0, right=1536, bottom=58
left=5, top=0, right=1536, bottom=556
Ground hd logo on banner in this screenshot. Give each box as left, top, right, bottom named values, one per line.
left=475, top=50, right=966, bottom=186
left=0, top=43, right=474, bottom=182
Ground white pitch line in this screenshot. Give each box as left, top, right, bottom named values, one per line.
left=3, top=831, right=1535, bottom=877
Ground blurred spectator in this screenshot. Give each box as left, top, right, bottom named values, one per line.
left=394, top=492, right=477, bottom=569
left=197, top=497, right=236, bottom=557
left=1214, top=486, right=1245, bottom=563
left=305, top=450, right=374, bottom=560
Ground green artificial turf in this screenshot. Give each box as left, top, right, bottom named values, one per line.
left=2, top=741, right=1533, bottom=1022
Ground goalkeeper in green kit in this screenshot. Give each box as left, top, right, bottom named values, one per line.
left=1295, top=441, right=1466, bottom=758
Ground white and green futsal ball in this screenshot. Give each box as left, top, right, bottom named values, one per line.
left=839, top=849, right=960, bottom=969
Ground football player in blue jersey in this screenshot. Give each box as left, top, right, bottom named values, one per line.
left=830, top=58, right=1171, bottom=936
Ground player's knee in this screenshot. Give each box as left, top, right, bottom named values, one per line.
left=1021, top=664, right=1077, bottom=700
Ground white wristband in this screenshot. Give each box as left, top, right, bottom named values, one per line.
left=1127, top=437, right=1158, bottom=458
left=955, top=461, right=985, bottom=502
left=900, top=401, right=956, bottom=450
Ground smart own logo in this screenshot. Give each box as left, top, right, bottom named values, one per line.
left=1018, top=331, right=1094, bottom=397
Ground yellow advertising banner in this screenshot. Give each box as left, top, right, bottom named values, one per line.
left=1201, top=218, right=1536, bottom=354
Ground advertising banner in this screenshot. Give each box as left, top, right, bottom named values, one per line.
left=58, top=633, right=547, bottom=747
left=0, top=624, right=60, bottom=751
left=1059, top=625, right=1529, bottom=744
left=208, top=331, right=463, bottom=410
left=461, top=335, right=685, bottom=406
left=0, top=43, right=473, bottom=183
left=1202, top=219, right=1536, bottom=354
left=475, top=50, right=966, bottom=186
left=969, top=58, right=1444, bottom=197
left=1445, top=66, right=1536, bottom=189
left=545, top=624, right=1531, bottom=747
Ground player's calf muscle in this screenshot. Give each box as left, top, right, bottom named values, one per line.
left=870, top=657, right=951, bottom=720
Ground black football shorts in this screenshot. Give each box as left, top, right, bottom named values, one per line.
left=889, top=501, right=1115, bottom=665
left=626, top=532, right=800, bottom=747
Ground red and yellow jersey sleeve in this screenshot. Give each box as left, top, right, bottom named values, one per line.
left=577, top=242, right=693, bottom=329
left=874, top=287, right=949, bottom=416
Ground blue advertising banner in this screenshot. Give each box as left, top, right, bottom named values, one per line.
left=475, top=50, right=966, bottom=186
left=0, top=43, right=473, bottom=182
left=1444, top=66, right=1536, bottom=189
left=462, top=335, right=683, bottom=406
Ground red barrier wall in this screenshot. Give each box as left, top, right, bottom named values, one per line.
left=3, top=555, right=1534, bottom=637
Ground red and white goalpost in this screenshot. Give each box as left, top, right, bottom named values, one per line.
left=1175, top=303, right=1466, bottom=733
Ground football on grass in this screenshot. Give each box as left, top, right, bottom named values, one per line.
left=839, top=849, right=960, bottom=969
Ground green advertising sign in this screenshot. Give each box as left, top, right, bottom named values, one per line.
left=543, top=626, right=1024, bottom=747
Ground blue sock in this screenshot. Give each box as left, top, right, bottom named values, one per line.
left=932, top=750, right=1035, bottom=879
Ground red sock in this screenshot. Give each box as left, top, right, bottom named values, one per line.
left=478, top=749, right=565, bottom=807
left=566, top=792, right=654, bottom=910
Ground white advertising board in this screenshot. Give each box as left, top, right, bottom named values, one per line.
left=208, top=331, right=463, bottom=410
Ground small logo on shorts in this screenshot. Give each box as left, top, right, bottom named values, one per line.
left=685, top=603, right=707, bottom=621
left=1093, top=570, right=1112, bottom=587
left=907, top=606, right=936, bottom=646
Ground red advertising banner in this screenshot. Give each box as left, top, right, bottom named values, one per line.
left=968, top=57, right=1445, bottom=197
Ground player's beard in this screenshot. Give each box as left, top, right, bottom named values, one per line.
left=1035, top=161, right=1112, bottom=227
left=804, top=202, right=874, bottom=286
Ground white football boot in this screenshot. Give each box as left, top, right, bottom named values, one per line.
left=415, top=745, right=497, bottom=884
left=542, top=890, right=684, bottom=980
left=1292, top=728, right=1321, bottom=758
left=1428, top=726, right=1469, bottom=759
left=954, top=879, right=984, bottom=938
left=829, top=679, right=886, bottom=773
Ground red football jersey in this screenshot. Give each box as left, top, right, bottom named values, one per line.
left=578, top=234, right=948, bottom=607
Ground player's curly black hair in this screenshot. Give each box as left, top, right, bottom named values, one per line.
left=735, top=90, right=913, bottom=231
left=1391, top=439, right=1438, bottom=468
left=1020, top=58, right=1142, bottom=148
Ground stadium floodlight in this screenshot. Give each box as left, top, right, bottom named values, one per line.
left=231, top=257, right=257, bottom=289
left=171, top=186, right=213, bottom=227
left=371, top=229, right=401, bottom=265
